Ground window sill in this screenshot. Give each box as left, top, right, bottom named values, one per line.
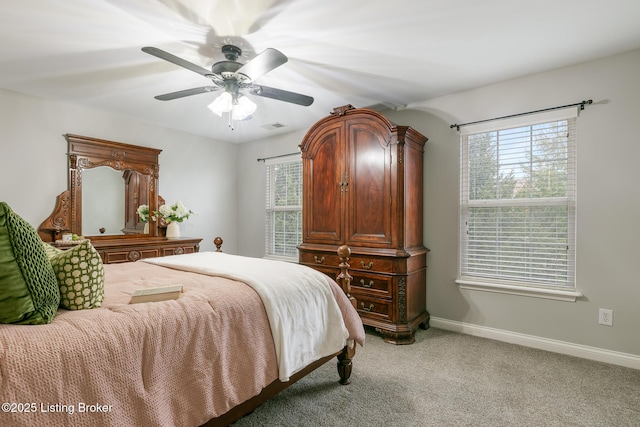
left=455, top=278, right=583, bottom=302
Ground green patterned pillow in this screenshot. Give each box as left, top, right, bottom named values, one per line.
left=0, top=202, right=60, bottom=324
left=50, top=240, right=105, bottom=310
left=42, top=241, right=63, bottom=258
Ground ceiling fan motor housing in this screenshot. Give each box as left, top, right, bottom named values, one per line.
left=221, top=45, right=242, bottom=61
left=210, top=46, right=249, bottom=84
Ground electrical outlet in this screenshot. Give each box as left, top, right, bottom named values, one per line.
left=598, top=308, right=613, bottom=326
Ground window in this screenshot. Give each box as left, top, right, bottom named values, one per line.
left=265, top=154, right=302, bottom=260
left=457, top=108, right=581, bottom=301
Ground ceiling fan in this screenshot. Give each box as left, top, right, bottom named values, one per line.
left=142, top=44, right=314, bottom=121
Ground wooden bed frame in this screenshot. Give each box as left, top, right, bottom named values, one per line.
left=203, top=243, right=358, bottom=426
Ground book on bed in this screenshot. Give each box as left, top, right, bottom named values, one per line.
left=129, top=285, right=183, bottom=304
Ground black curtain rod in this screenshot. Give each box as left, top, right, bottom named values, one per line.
left=450, top=99, right=593, bottom=131
left=256, top=152, right=300, bottom=162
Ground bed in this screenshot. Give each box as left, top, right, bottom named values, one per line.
left=0, top=234, right=365, bottom=427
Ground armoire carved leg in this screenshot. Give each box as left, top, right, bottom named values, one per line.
left=371, top=310, right=431, bottom=344
left=377, top=328, right=416, bottom=345
left=337, top=346, right=353, bottom=385
left=419, top=311, right=430, bottom=330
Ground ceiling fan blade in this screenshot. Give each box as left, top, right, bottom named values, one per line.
left=249, top=85, right=314, bottom=106
left=154, top=86, right=219, bottom=101
left=142, top=47, right=212, bottom=77
left=236, top=48, right=288, bottom=82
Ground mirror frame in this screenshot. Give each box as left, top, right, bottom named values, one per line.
left=39, top=134, right=162, bottom=241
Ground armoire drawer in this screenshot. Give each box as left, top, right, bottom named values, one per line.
left=350, top=272, right=392, bottom=298
left=355, top=296, right=392, bottom=322
left=299, top=251, right=394, bottom=273
left=299, top=251, right=341, bottom=268
left=347, top=255, right=394, bottom=273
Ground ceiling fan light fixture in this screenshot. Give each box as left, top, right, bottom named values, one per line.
left=208, top=91, right=233, bottom=116
left=232, top=95, right=257, bottom=121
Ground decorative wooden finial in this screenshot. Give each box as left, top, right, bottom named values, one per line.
left=331, top=104, right=355, bottom=116
left=214, top=237, right=223, bottom=252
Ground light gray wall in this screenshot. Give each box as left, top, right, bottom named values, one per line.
left=0, top=88, right=239, bottom=253
left=384, top=48, right=640, bottom=356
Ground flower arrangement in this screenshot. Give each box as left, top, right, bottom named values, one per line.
left=154, top=201, right=194, bottom=223
left=136, top=204, right=150, bottom=223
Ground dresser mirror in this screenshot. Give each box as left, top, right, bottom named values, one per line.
left=38, top=134, right=162, bottom=241
left=82, top=166, right=126, bottom=236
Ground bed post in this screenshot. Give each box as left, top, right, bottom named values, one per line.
left=336, top=244, right=356, bottom=385
left=336, top=245, right=355, bottom=309
left=213, top=237, right=223, bottom=252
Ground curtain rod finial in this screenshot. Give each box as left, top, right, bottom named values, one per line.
left=580, top=99, right=593, bottom=110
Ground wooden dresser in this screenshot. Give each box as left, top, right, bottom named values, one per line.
left=298, top=105, right=429, bottom=344
left=56, top=236, right=202, bottom=264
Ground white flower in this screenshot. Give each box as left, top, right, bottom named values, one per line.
left=136, top=204, right=150, bottom=222
left=154, top=201, right=194, bottom=223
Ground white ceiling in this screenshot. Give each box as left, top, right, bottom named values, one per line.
left=2, top=0, right=640, bottom=143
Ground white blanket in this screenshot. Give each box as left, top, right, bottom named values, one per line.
left=142, top=252, right=349, bottom=381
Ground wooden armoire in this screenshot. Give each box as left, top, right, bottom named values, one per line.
left=298, top=105, right=429, bottom=344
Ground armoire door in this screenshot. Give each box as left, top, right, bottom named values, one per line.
left=302, top=121, right=345, bottom=245
left=344, top=119, right=393, bottom=247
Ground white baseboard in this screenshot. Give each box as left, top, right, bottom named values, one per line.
left=430, top=317, right=640, bottom=370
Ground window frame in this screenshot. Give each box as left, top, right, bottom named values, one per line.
left=455, top=107, right=582, bottom=302
left=264, top=154, right=303, bottom=262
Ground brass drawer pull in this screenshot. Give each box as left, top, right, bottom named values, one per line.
left=314, top=256, right=325, bottom=264
left=360, top=303, right=375, bottom=312
left=360, top=261, right=374, bottom=270
left=360, top=279, right=374, bottom=288
left=128, top=250, right=141, bottom=262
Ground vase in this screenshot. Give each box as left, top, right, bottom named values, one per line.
left=143, top=222, right=149, bottom=234
left=166, top=221, right=180, bottom=238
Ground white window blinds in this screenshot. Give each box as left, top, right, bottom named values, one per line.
left=264, top=154, right=302, bottom=260
left=458, top=107, right=577, bottom=291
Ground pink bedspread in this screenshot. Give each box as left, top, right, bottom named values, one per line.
left=0, top=261, right=364, bottom=427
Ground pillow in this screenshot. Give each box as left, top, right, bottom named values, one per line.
left=50, top=240, right=105, bottom=310
left=0, top=202, right=60, bottom=324
left=42, top=241, right=63, bottom=258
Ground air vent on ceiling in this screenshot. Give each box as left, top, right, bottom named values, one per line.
left=261, top=122, right=287, bottom=130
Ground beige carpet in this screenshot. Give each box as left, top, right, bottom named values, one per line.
left=234, top=327, right=640, bottom=426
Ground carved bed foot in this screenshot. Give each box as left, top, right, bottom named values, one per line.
left=337, top=345, right=354, bottom=385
